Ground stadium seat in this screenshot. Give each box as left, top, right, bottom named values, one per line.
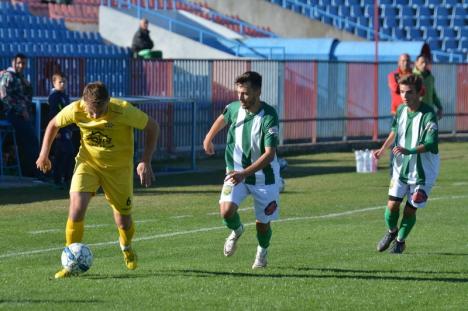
left=338, top=6, right=350, bottom=17
left=393, top=27, right=407, bottom=40
left=380, top=0, right=393, bottom=5
left=452, top=16, right=465, bottom=28
left=435, top=6, right=450, bottom=18
left=380, top=27, right=393, bottom=39
left=423, top=27, right=440, bottom=39
left=428, top=37, right=442, bottom=50
left=399, top=5, right=415, bottom=17
left=384, top=15, right=398, bottom=28
left=443, top=38, right=458, bottom=51
left=440, top=27, right=457, bottom=39
left=410, top=0, right=426, bottom=5
left=327, top=5, right=338, bottom=16
left=444, top=0, right=459, bottom=6
left=435, top=16, right=450, bottom=27
left=407, top=27, right=423, bottom=40
left=417, top=7, right=433, bottom=18
left=357, top=16, right=370, bottom=27
left=460, top=38, right=468, bottom=53
left=350, top=5, right=364, bottom=17
left=355, top=27, right=368, bottom=39
left=426, top=0, right=442, bottom=7
left=331, top=0, right=344, bottom=5
left=418, top=17, right=433, bottom=28
left=400, top=16, right=415, bottom=28
left=460, top=28, right=468, bottom=40
left=382, top=6, right=398, bottom=17
left=395, top=0, right=409, bottom=4
left=345, top=0, right=360, bottom=5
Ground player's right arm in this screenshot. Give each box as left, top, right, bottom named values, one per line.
left=374, top=131, right=396, bottom=160
left=36, top=116, right=60, bottom=173
left=203, top=114, right=227, bottom=155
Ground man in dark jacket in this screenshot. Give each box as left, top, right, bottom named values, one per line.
left=131, top=18, right=154, bottom=57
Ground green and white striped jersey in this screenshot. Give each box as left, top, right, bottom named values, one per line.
left=223, top=101, right=280, bottom=185
left=392, top=103, right=440, bottom=185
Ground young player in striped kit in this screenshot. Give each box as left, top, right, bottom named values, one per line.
left=203, top=71, right=281, bottom=268
left=374, top=74, right=440, bottom=254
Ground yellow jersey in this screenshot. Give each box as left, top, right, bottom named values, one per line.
left=55, top=97, right=149, bottom=168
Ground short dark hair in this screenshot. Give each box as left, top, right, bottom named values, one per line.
left=235, top=71, right=262, bottom=90
left=416, top=54, right=426, bottom=62
left=13, top=53, right=27, bottom=60
left=398, top=74, right=423, bottom=93
left=52, top=73, right=66, bottom=82
left=83, top=81, right=109, bottom=107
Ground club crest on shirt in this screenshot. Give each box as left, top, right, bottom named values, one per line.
left=268, top=126, right=279, bottom=136
left=425, top=122, right=438, bottom=132
left=264, top=201, right=278, bottom=216
left=85, top=131, right=114, bottom=149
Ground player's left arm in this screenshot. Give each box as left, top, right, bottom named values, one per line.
left=137, top=117, right=160, bottom=187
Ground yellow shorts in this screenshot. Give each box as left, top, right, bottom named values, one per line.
left=70, top=160, right=134, bottom=215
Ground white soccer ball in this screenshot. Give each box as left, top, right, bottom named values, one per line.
left=61, top=243, right=93, bottom=274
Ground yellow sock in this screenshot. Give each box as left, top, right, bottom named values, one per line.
left=65, top=218, right=84, bottom=246
left=118, top=222, right=135, bottom=251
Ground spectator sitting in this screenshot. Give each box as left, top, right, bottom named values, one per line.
left=48, top=73, right=76, bottom=189
left=132, top=18, right=154, bottom=56
left=0, top=53, right=41, bottom=178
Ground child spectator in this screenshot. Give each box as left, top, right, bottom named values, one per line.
left=48, top=73, right=75, bottom=189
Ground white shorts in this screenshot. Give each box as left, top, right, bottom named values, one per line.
left=388, top=178, right=434, bottom=208
left=219, top=181, right=280, bottom=224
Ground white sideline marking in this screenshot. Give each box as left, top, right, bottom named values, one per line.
left=171, top=215, right=193, bottom=219
left=28, top=224, right=112, bottom=234
left=4, top=194, right=468, bottom=260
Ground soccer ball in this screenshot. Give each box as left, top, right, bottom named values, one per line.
left=61, top=243, right=93, bottom=274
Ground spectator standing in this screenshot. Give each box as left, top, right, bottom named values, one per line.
left=131, top=18, right=154, bottom=57
left=48, top=73, right=75, bottom=189
left=0, top=53, right=40, bottom=178
left=388, top=53, right=412, bottom=116
left=413, top=54, right=443, bottom=120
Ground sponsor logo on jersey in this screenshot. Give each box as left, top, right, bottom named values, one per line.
left=264, top=201, right=278, bottom=216
left=85, top=131, right=114, bottom=149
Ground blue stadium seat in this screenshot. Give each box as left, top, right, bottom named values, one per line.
left=443, top=38, right=458, bottom=51
left=418, top=17, right=433, bottom=27
left=445, top=0, right=459, bottom=6
left=428, top=38, right=442, bottom=50
left=338, top=6, right=350, bottom=17
left=327, top=5, right=338, bottom=16
left=423, top=27, right=440, bottom=39
left=460, top=38, right=468, bottom=52
left=440, top=27, right=457, bottom=38
left=384, top=15, right=398, bottom=28
left=357, top=16, right=370, bottom=27
left=380, top=27, right=393, bottom=39
left=350, top=5, right=364, bottom=17
left=399, top=5, right=415, bottom=17
left=452, top=5, right=467, bottom=17
left=417, top=7, right=433, bottom=18
left=452, top=16, right=465, bottom=28
left=407, top=27, right=423, bottom=40
left=393, top=27, right=407, bottom=40
left=355, top=27, right=368, bottom=39
left=410, top=0, right=426, bottom=5
left=382, top=6, right=398, bottom=17
left=427, top=0, right=442, bottom=8
left=460, top=27, right=468, bottom=40
left=322, top=15, right=333, bottom=25
left=380, top=0, right=393, bottom=5
left=345, top=0, right=360, bottom=5
left=395, top=0, right=409, bottom=4
left=332, top=0, right=345, bottom=5
left=435, top=6, right=450, bottom=17
left=319, top=0, right=332, bottom=5
left=400, top=16, right=415, bottom=28
left=435, top=16, right=450, bottom=27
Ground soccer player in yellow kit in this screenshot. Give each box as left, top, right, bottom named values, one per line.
left=36, top=82, right=159, bottom=278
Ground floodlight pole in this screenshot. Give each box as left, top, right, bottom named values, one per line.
left=373, top=0, right=379, bottom=141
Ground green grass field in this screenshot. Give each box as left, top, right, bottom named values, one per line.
left=1, top=142, right=467, bottom=310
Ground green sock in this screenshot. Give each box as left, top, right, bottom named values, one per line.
left=398, top=214, right=416, bottom=241
left=384, top=208, right=400, bottom=231
left=223, top=212, right=242, bottom=231
left=257, top=227, right=272, bottom=249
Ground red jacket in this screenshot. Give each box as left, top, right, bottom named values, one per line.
left=387, top=68, right=412, bottom=115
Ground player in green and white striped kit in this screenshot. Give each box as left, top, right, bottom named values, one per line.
left=203, top=71, right=280, bottom=268
left=374, top=74, right=440, bottom=254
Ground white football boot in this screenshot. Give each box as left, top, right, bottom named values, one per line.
left=223, top=224, right=244, bottom=256
left=252, top=246, right=268, bottom=269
